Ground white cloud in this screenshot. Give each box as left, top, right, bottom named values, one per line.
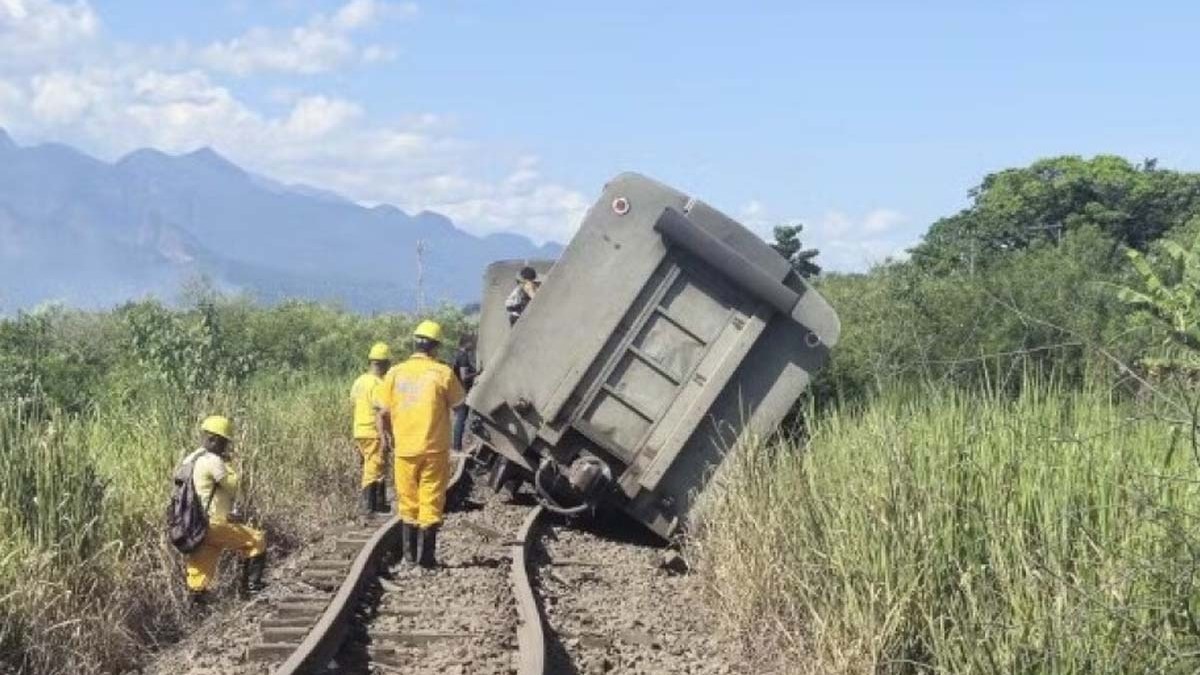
left=332, top=0, right=416, bottom=30
left=861, top=208, right=906, bottom=235
left=1, top=63, right=586, bottom=242
left=809, top=209, right=915, bottom=271
left=282, top=95, right=362, bottom=137
left=740, top=200, right=914, bottom=272
left=420, top=160, right=590, bottom=244
left=361, top=44, right=398, bottom=64
left=30, top=70, right=103, bottom=123
left=0, top=0, right=587, bottom=244
left=0, top=0, right=98, bottom=64
left=738, top=199, right=769, bottom=231
left=199, top=0, right=413, bottom=76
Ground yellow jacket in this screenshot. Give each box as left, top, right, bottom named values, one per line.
left=376, top=353, right=465, bottom=457
left=183, top=448, right=240, bottom=525
left=350, top=371, right=383, bottom=439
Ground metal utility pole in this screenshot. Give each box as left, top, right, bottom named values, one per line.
left=415, top=239, right=427, bottom=313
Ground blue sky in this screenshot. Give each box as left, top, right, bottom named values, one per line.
left=1, top=1, right=1197, bottom=270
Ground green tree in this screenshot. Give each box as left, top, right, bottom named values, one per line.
left=771, top=223, right=821, bottom=278
left=1117, top=230, right=1200, bottom=364
left=912, top=156, right=1200, bottom=275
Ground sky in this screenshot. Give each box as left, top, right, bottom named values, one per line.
left=1, top=1, right=1198, bottom=271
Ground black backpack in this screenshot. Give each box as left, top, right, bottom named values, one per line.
left=167, top=456, right=214, bottom=554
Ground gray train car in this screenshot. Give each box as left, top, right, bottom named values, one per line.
left=476, top=260, right=556, bottom=373
left=466, top=173, right=840, bottom=538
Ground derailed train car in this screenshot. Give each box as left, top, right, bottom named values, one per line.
left=466, top=173, right=840, bottom=538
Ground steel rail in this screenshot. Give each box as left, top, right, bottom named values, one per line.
left=271, top=453, right=468, bottom=675
left=270, top=454, right=552, bottom=675
left=511, top=504, right=548, bottom=675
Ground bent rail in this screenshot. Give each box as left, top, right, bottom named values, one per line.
left=512, top=505, right=547, bottom=675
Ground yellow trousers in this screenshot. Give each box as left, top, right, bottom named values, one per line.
left=185, top=522, right=266, bottom=592
left=356, top=437, right=385, bottom=488
left=394, top=451, right=449, bottom=527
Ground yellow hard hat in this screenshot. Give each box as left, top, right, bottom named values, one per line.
left=368, top=342, right=391, bottom=360
left=200, top=415, right=233, bottom=440
left=413, top=320, right=443, bottom=342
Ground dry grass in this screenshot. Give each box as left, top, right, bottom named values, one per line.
left=0, top=376, right=358, bottom=675
left=698, top=385, right=1200, bottom=674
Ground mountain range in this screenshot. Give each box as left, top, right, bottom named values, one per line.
left=0, top=128, right=562, bottom=312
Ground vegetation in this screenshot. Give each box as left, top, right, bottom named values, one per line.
left=7, top=153, right=1200, bottom=673
left=700, top=155, right=1200, bottom=673
left=771, top=223, right=822, bottom=278
left=0, top=296, right=469, bottom=675
left=703, top=385, right=1200, bottom=673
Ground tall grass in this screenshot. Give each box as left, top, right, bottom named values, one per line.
left=700, top=384, right=1200, bottom=673
left=0, top=376, right=359, bottom=675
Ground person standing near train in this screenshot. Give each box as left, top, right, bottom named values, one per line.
left=376, top=320, right=465, bottom=569
left=350, top=342, right=391, bottom=515
left=450, top=332, right=477, bottom=451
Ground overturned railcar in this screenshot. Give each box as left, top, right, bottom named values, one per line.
left=466, top=173, right=840, bottom=538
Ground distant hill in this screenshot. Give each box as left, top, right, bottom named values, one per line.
left=0, top=128, right=562, bottom=312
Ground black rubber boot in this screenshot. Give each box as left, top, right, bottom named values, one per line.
left=358, top=485, right=373, bottom=516
left=372, top=482, right=390, bottom=513
left=403, top=522, right=419, bottom=565
left=188, top=589, right=211, bottom=611
left=393, top=521, right=412, bottom=562
left=239, top=553, right=267, bottom=598
left=417, top=525, right=439, bottom=569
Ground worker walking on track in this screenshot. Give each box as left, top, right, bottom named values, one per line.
left=351, top=342, right=392, bottom=515
left=180, top=416, right=267, bottom=603
left=376, top=320, right=465, bottom=569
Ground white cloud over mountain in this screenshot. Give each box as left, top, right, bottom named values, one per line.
left=0, top=0, right=588, bottom=244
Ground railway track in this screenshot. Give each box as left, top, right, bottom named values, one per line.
left=228, top=454, right=735, bottom=674
left=239, top=453, right=549, bottom=675
left=532, top=515, right=740, bottom=675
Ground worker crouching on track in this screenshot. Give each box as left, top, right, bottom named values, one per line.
left=182, top=416, right=267, bottom=603
left=351, top=342, right=392, bottom=515
left=376, top=320, right=465, bottom=569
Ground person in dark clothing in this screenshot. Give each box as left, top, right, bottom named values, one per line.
left=450, top=332, right=478, bottom=451
left=505, top=266, right=540, bottom=325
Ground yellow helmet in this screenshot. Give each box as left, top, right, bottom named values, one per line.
left=368, top=342, right=391, bottom=361
left=200, top=415, right=233, bottom=440
left=413, top=320, right=443, bottom=342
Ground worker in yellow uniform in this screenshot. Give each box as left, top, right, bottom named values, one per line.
left=351, top=342, right=391, bottom=515
left=376, top=320, right=465, bottom=569
left=183, top=416, right=267, bottom=603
